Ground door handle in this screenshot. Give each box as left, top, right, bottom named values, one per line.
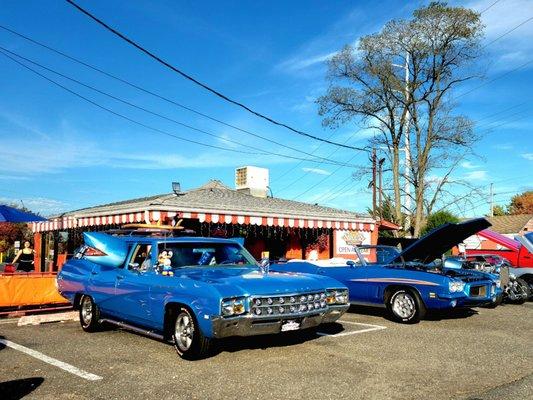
left=91, top=270, right=98, bottom=275
left=116, top=275, right=125, bottom=281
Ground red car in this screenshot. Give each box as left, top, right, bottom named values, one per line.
left=466, top=230, right=533, bottom=294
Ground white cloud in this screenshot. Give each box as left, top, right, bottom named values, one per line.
left=278, top=51, right=338, bottom=73
left=461, top=161, right=479, bottom=169
left=521, top=153, right=533, bottom=161
left=466, top=0, right=533, bottom=71
left=302, top=167, right=331, bottom=176
left=493, top=143, right=513, bottom=150
left=464, top=170, right=488, bottom=180
left=0, top=196, right=68, bottom=216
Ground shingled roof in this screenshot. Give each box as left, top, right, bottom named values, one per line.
left=62, top=180, right=373, bottom=222
left=486, top=214, right=533, bottom=234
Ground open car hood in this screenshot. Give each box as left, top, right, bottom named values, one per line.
left=390, top=218, right=491, bottom=264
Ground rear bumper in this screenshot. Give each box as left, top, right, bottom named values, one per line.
left=211, top=304, right=349, bottom=338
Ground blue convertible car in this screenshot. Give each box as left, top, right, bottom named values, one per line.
left=57, top=230, right=349, bottom=359
left=272, top=218, right=502, bottom=324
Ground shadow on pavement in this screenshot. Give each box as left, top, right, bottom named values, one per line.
left=0, top=335, right=5, bottom=351
left=0, top=377, right=44, bottom=400
left=346, top=304, right=479, bottom=322
left=214, top=322, right=344, bottom=356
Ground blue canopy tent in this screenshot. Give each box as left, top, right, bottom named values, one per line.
left=0, top=205, right=46, bottom=223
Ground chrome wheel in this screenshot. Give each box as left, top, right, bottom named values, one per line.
left=392, top=292, right=416, bottom=320
left=81, top=296, right=93, bottom=326
left=175, top=312, right=194, bottom=352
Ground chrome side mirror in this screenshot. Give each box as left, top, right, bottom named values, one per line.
left=346, top=260, right=356, bottom=267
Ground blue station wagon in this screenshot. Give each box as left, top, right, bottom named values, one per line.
left=57, top=230, right=349, bottom=359
left=272, top=219, right=502, bottom=324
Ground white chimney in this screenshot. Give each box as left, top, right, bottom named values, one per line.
left=235, top=166, right=269, bottom=198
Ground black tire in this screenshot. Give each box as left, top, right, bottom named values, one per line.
left=172, top=306, right=212, bottom=360
left=387, top=289, right=426, bottom=324
left=79, top=295, right=101, bottom=332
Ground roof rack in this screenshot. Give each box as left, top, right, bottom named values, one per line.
left=106, top=221, right=196, bottom=237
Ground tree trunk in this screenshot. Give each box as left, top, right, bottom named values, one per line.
left=392, top=145, right=402, bottom=226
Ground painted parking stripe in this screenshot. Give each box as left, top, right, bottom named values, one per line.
left=0, top=339, right=102, bottom=381
left=317, top=320, right=387, bottom=337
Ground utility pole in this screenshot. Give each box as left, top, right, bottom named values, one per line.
left=490, top=183, right=494, bottom=217
left=372, top=148, right=377, bottom=216
left=403, top=53, right=412, bottom=233
left=378, top=158, right=385, bottom=218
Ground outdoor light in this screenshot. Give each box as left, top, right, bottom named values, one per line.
left=172, top=181, right=181, bottom=194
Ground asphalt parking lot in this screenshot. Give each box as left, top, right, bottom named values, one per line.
left=1, top=303, right=532, bottom=400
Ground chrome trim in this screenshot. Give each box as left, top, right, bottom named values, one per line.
left=211, top=304, right=349, bottom=338
left=99, top=318, right=165, bottom=341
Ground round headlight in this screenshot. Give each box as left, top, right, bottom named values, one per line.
left=279, top=297, right=285, bottom=304
left=254, top=308, right=262, bottom=315
left=289, top=305, right=296, bottom=313
left=300, top=295, right=306, bottom=302
left=289, top=296, right=296, bottom=303
left=299, top=304, right=307, bottom=312
left=307, top=294, right=313, bottom=301
left=254, top=298, right=262, bottom=306
left=279, top=306, right=285, bottom=313
left=267, top=297, right=273, bottom=305
left=267, top=307, right=273, bottom=315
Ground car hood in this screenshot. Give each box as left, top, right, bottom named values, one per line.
left=391, top=218, right=491, bottom=264
left=173, top=266, right=344, bottom=297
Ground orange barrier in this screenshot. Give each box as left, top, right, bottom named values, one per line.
left=0, top=272, right=68, bottom=308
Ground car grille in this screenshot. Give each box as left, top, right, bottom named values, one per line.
left=250, top=292, right=327, bottom=318
left=469, top=285, right=487, bottom=298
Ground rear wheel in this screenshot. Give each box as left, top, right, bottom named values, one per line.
left=79, top=295, right=101, bottom=332
left=387, top=289, right=425, bottom=324
left=172, top=307, right=212, bottom=360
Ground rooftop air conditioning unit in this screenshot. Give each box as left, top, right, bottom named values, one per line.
left=235, top=166, right=269, bottom=198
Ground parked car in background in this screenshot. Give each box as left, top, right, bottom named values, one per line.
left=445, top=254, right=530, bottom=304
left=272, top=219, right=502, bottom=324
left=57, top=230, right=349, bottom=359
left=466, top=230, right=533, bottom=294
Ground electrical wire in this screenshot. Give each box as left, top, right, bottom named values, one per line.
left=0, top=25, right=360, bottom=164
left=65, top=0, right=366, bottom=151
left=0, top=46, right=357, bottom=167
left=0, top=49, right=263, bottom=155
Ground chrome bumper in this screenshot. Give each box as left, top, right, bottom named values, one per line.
left=211, top=304, right=349, bottom=338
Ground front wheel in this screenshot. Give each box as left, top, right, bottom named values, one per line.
left=172, top=307, right=212, bottom=360
left=514, top=278, right=530, bottom=304
left=387, top=289, right=425, bottom=324
left=79, top=295, right=101, bottom=332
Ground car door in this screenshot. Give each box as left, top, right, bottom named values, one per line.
left=317, top=262, right=369, bottom=304
left=113, top=243, right=154, bottom=326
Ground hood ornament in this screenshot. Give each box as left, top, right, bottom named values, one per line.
left=259, top=258, right=270, bottom=275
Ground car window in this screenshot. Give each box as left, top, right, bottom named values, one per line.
left=358, top=246, right=401, bottom=265
left=128, top=244, right=153, bottom=272
left=158, top=242, right=257, bottom=269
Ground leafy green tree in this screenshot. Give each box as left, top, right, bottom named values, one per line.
left=421, top=210, right=459, bottom=236
left=492, top=205, right=508, bottom=216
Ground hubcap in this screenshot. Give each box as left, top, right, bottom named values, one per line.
left=175, top=312, right=194, bottom=351
left=392, top=293, right=415, bottom=319
left=81, top=297, right=93, bottom=325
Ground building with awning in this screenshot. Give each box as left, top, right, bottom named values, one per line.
left=31, top=167, right=378, bottom=270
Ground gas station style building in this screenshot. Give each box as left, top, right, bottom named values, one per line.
left=31, top=167, right=383, bottom=271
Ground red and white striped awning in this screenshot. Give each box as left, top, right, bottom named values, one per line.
left=32, top=210, right=375, bottom=233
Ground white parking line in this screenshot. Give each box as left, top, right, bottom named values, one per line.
left=0, top=339, right=102, bottom=381
left=317, top=320, right=387, bottom=338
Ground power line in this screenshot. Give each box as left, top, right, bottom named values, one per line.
left=479, top=0, right=502, bottom=14
left=481, top=16, right=533, bottom=49
left=0, top=46, right=356, bottom=167
left=0, top=49, right=263, bottom=155
left=65, top=0, right=366, bottom=151
left=0, top=25, right=357, bottom=165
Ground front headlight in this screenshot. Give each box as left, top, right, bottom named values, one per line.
left=326, top=289, right=349, bottom=304
left=221, top=297, right=247, bottom=317
left=448, top=280, right=465, bottom=293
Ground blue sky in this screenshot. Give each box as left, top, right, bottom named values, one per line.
left=0, top=0, right=531, bottom=217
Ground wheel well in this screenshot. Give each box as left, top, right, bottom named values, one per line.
left=163, top=302, right=195, bottom=341
left=383, top=285, right=425, bottom=307
left=73, top=293, right=83, bottom=310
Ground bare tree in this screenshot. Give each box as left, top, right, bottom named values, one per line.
left=317, top=2, right=484, bottom=236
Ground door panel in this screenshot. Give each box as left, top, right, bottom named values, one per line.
left=318, top=266, right=369, bottom=303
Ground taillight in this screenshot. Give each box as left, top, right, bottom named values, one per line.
left=84, top=246, right=107, bottom=257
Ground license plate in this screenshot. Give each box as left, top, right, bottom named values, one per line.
left=281, top=320, right=300, bottom=332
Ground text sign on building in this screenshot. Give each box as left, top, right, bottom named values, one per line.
left=335, top=230, right=371, bottom=255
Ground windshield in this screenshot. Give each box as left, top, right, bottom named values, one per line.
left=157, top=242, right=257, bottom=269
left=357, top=245, right=401, bottom=265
